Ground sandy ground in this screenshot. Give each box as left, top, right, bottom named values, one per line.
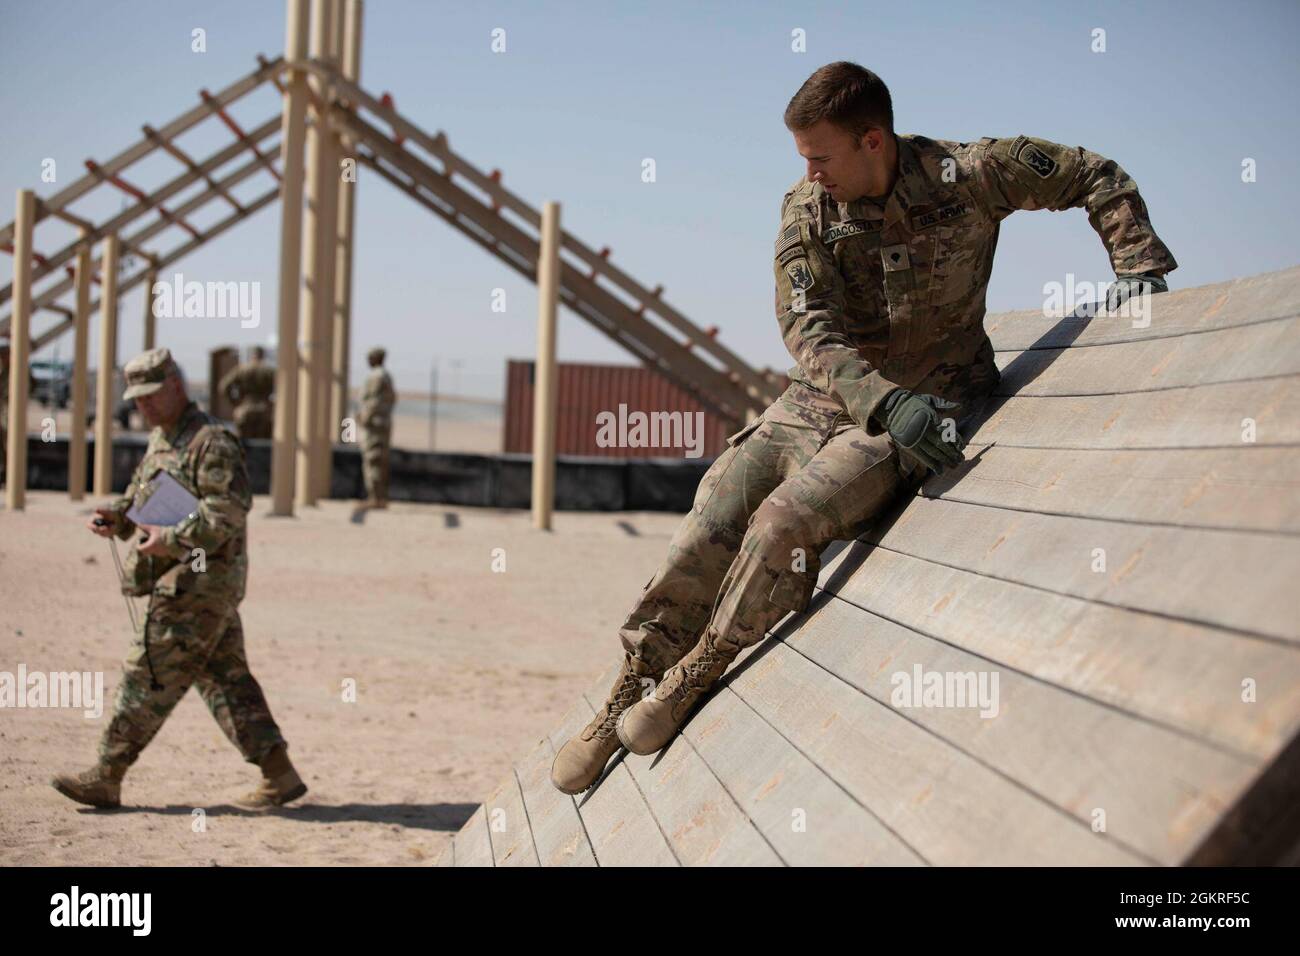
left=23, top=392, right=504, bottom=455
left=0, top=490, right=683, bottom=866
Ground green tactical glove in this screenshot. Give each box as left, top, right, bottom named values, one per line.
left=875, top=388, right=966, bottom=476
left=1105, top=271, right=1168, bottom=312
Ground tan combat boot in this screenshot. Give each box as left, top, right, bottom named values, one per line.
left=617, top=631, right=736, bottom=755
left=551, top=654, right=658, bottom=794
left=52, top=763, right=125, bottom=809
left=234, top=744, right=307, bottom=810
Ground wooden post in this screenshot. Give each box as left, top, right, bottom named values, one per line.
left=331, top=0, right=362, bottom=444
left=531, top=201, right=560, bottom=530
left=313, top=0, right=344, bottom=499
left=297, top=0, right=339, bottom=506
left=272, top=0, right=311, bottom=516
left=93, top=234, right=120, bottom=497
left=5, top=190, right=35, bottom=510
left=142, top=266, right=158, bottom=351
left=68, top=230, right=92, bottom=501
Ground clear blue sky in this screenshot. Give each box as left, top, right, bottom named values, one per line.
left=2, top=0, right=1297, bottom=398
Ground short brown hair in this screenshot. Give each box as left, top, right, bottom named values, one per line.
left=783, top=62, right=894, bottom=138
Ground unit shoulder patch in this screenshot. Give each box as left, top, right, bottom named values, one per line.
left=784, top=257, right=815, bottom=292
left=1014, top=138, right=1058, bottom=179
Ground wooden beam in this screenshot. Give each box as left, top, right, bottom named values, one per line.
left=0, top=55, right=283, bottom=250
left=531, top=202, right=560, bottom=530
left=31, top=188, right=279, bottom=352
left=68, top=232, right=92, bottom=502
left=5, top=190, right=36, bottom=510
left=0, top=115, right=281, bottom=313
left=272, top=0, right=311, bottom=517
left=93, top=235, right=119, bottom=497
left=3, top=140, right=279, bottom=335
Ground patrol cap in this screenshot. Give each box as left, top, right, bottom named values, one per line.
left=367, top=346, right=386, bottom=364
left=122, top=347, right=180, bottom=400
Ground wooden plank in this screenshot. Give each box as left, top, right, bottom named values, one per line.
left=599, top=690, right=783, bottom=867
left=514, top=735, right=597, bottom=867
left=818, top=542, right=1300, bottom=760
left=566, top=696, right=679, bottom=866
left=433, top=841, right=454, bottom=866
left=971, top=376, right=1300, bottom=449
left=788, top=594, right=1256, bottom=865
left=1185, top=731, right=1300, bottom=865
left=985, top=266, right=1300, bottom=350
left=484, top=763, right=540, bottom=867
left=870, top=495, right=1300, bottom=642
left=928, top=444, right=1300, bottom=534
left=684, top=684, right=926, bottom=865
left=994, top=316, right=1300, bottom=396
left=452, top=803, right=495, bottom=867
left=727, top=639, right=1141, bottom=864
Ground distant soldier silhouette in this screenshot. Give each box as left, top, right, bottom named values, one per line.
left=218, top=345, right=275, bottom=440
left=360, top=346, right=395, bottom=508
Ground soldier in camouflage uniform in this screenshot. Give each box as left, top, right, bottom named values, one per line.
left=552, top=61, right=1176, bottom=792
left=218, top=345, right=275, bottom=440
left=53, top=348, right=306, bottom=810
left=359, top=346, right=395, bottom=508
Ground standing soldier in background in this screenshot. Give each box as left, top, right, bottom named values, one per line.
left=359, top=346, right=395, bottom=509
left=552, top=61, right=1176, bottom=794
left=53, top=347, right=307, bottom=810
left=218, top=345, right=275, bottom=440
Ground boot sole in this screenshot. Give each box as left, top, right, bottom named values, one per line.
left=51, top=778, right=119, bottom=809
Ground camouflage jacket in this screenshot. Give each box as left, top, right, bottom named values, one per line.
left=774, top=133, right=1178, bottom=434
left=360, top=368, right=395, bottom=432
left=220, top=360, right=274, bottom=411
left=108, top=400, right=252, bottom=604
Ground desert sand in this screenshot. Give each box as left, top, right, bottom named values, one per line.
left=0, top=489, right=683, bottom=865
left=22, top=391, right=505, bottom=456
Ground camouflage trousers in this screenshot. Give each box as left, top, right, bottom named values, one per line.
left=619, top=382, right=986, bottom=674
left=99, top=593, right=286, bottom=772
left=363, top=428, right=391, bottom=503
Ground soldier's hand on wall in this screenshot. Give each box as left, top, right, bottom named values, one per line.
left=88, top=507, right=121, bottom=537
left=1105, top=271, right=1168, bottom=312
left=875, top=388, right=967, bottom=476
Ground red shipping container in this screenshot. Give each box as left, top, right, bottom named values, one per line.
left=503, top=359, right=773, bottom=459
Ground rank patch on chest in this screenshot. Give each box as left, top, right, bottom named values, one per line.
left=1015, top=141, right=1058, bottom=179
left=821, top=219, right=882, bottom=245
left=911, top=200, right=972, bottom=231
left=881, top=244, right=911, bottom=272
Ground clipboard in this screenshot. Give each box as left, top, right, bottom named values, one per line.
left=126, top=471, right=199, bottom=528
